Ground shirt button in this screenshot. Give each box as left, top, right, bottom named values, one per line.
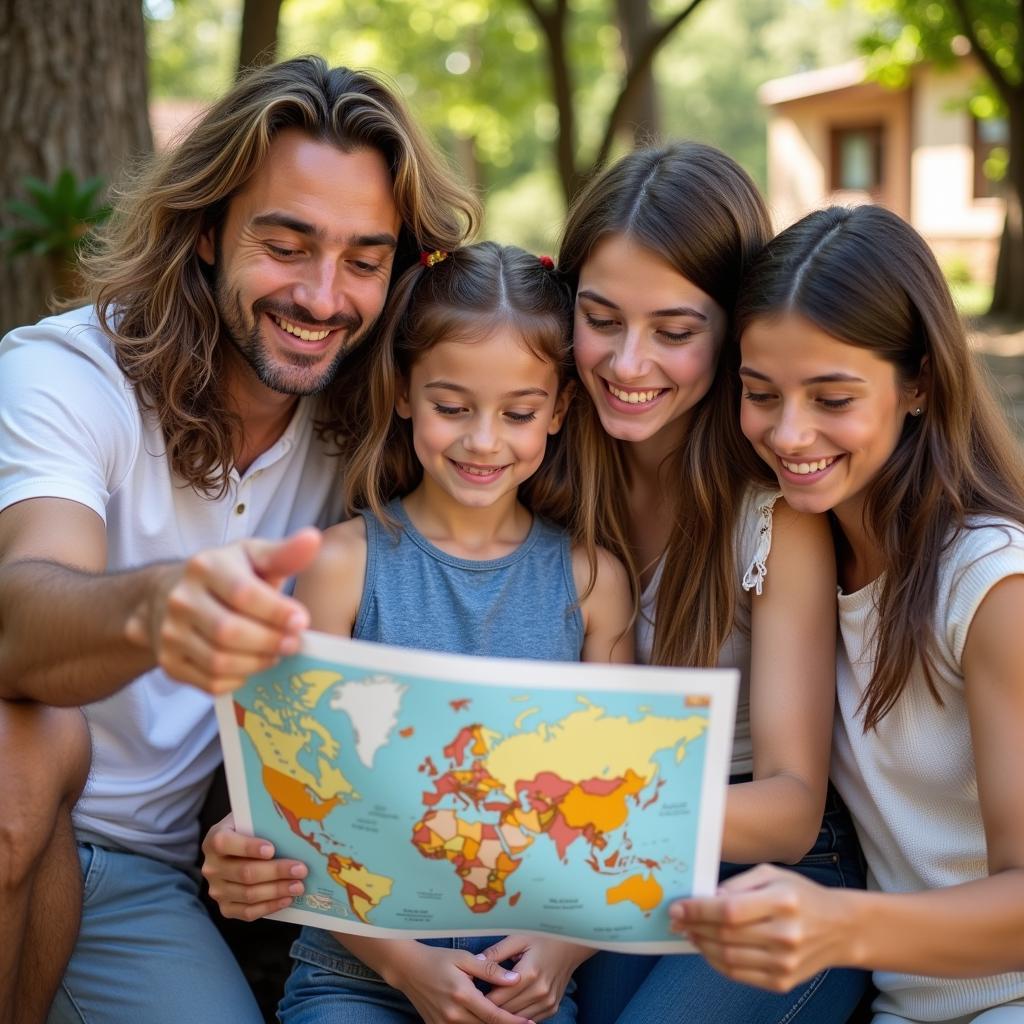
left=235, top=503, right=246, bottom=515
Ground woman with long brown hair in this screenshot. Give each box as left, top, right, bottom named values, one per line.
left=676, top=205, right=1024, bottom=1023
left=511, top=144, right=870, bottom=1022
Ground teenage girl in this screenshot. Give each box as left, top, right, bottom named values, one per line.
left=674, top=205, right=1024, bottom=1023
left=489, top=144, right=868, bottom=1024
left=206, top=241, right=633, bottom=1024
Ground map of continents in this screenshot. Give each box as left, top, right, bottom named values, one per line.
left=235, top=670, right=708, bottom=927
left=411, top=698, right=708, bottom=917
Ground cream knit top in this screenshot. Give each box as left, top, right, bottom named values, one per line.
left=831, top=518, right=1024, bottom=1020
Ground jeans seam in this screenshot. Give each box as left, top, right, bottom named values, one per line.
left=290, top=944, right=384, bottom=982
left=78, top=843, right=103, bottom=903
left=58, top=978, right=89, bottom=1024
left=774, top=967, right=831, bottom=1024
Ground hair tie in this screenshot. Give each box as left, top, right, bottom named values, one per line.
left=538, top=255, right=555, bottom=270
left=419, top=249, right=449, bottom=268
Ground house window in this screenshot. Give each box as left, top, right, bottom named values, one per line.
left=830, top=125, right=884, bottom=193
left=973, top=116, right=1008, bottom=199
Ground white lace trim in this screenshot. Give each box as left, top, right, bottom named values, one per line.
left=741, top=492, right=782, bottom=596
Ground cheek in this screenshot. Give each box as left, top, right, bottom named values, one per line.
left=667, top=345, right=716, bottom=389
left=572, top=329, right=609, bottom=377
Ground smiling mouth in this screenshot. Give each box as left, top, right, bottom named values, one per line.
left=603, top=380, right=667, bottom=406
left=779, top=455, right=840, bottom=476
left=268, top=312, right=333, bottom=342
left=450, top=459, right=509, bottom=480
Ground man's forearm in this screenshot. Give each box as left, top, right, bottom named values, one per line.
left=0, top=559, right=170, bottom=704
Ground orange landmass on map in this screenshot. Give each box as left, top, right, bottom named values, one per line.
left=262, top=764, right=341, bottom=837
left=606, top=872, right=663, bottom=914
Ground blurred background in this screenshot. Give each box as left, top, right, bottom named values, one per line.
left=2, top=0, right=1021, bottom=431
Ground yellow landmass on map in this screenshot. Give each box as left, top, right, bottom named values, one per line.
left=326, top=853, right=394, bottom=922
left=484, top=698, right=708, bottom=796
left=606, top=872, right=663, bottom=913
left=242, top=671, right=355, bottom=803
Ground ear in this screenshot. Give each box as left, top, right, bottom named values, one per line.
left=395, top=374, right=412, bottom=420
left=548, top=381, right=575, bottom=435
left=196, top=226, right=215, bottom=267
left=905, top=355, right=930, bottom=416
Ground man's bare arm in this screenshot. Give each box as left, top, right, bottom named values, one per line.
left=0, top=497, right=321, bottom=704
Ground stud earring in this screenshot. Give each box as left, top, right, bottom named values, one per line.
left=911, top=407, right=923, bottom=417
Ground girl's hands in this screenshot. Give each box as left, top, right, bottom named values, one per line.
left=201, top=812, right=308, bottom=920
left=670, top=863, right=855, bottom=992
left=383, top=941, right=534, bottom=1024
left=479, top=935, right=593, bottom=1021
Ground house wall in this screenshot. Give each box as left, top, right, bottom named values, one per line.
left=764, top=60, right=1005, bottom=282
left=911, top=62, right=1002, bottom=279
left=765, top=82, right=911, bottom=230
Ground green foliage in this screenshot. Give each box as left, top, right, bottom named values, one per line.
left=0, top=170, right=111, bottom=263
left=144, top=0, right=875, bottom=245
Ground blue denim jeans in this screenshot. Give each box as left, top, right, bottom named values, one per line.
left=47, top=843, right=262, bottom=1024
left=573, top=783, right=870, bottom=1024
left=281, top=930, right=579, bottom=1023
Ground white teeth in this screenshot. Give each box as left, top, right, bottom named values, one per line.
left=271, top=315, right=331, bottom=342
left=456, top=462, right=502, bottom=477
left=607, top=383, right=662, bottom=404
left=780, top=456, right=837, bottom=475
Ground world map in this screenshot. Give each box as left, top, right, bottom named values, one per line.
left=228, top=653, right=720, bottom=950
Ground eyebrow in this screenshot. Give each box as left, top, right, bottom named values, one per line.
left=251, top=212, right=397, bottom=249
left=424, top=380, right=550, bottom=399
left=577, top=289, right=707, bottom=322
left=739, top=366, right=868, bottom=385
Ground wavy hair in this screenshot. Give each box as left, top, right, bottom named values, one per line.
left=557, top=142, right=774, bottom=668
left=334, top=241, right=605, bottom=585
left=80, top=56, right=480, bottom=495
left=736, top=205, right=1024, bottom=729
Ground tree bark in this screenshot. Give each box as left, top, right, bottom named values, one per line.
left=989, top=95, right=1024, bottom=319
left=615, top=0, right=660, bottom=147
left=0, top=0, right=152, bottom=335
left=237, top=0, right=284, bottom=77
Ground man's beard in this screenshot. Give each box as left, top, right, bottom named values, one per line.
left=214, top=275, right=366, bottom=397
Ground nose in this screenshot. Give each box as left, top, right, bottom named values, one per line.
left=463, top=414, right=502, bottom=455
left=294, top=258, right=347, bottom=323
left=771, top=400, right=815, bottom=453
left=609, top=329, right=648, bottom=381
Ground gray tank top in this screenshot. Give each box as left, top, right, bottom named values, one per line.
left=354, top=499, right=585, bottom=661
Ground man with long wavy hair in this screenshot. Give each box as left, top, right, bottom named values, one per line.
left=0, top=56, right=478, bottom=1023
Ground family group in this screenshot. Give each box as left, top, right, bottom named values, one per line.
left=0, top=55, right=1021, bottom=1024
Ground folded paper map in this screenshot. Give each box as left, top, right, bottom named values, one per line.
left=216, top=633, right=737, bottom=953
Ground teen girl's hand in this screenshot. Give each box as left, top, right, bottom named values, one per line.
left=670, top=863, right=856, bottom=992
left=346, top=937, right=534, bottom=1024
left=479, top=935, right=593, bottom=1020
left=201, top=812, right=308, bottom=921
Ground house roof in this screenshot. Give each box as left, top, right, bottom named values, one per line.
left=758, top=59, right=869, bottom=107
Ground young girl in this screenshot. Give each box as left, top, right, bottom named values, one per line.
left=499, top=143, right=868, bottom=1024
left=207, top=241, right=633, bottom=1024
left=675, top=205, right=1024, bottom=1023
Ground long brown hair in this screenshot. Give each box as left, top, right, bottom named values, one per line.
left=557, top=142, right=774, bottom=668
left=736, top=204, right=1024, bottom=728
left=338, top=241, right=581, bottom=534
left=80, top=56, right=480, bottom=495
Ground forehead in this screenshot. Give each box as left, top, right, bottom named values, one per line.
left=579, top=234, right=719, bottom=316
left=413, top=329, right=558, bottom=386
left=741, top=314, right=897, bottom=380
left=228, top=129, right=400, bottom=239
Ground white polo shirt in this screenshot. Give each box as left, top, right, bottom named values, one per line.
left=0, top=306, right=345, bottom=868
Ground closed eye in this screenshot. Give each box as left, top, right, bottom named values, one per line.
left=433, top=403, right=465, bottom=416
left=742, top=390, right=775, bottom=404
left=819, top=397, right=854, bottom=410
left=505, top=411, right=538, bottom=423
left=582, top=311, right=617, bottom=331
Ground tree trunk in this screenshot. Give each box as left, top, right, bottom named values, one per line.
left=989, top=95, right=1024, bottom=320
left=237, top=0, right=284, bottom=76
left=615, top=0, right=660, bottom=147
left=0, top=0, right=152, bottom=335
